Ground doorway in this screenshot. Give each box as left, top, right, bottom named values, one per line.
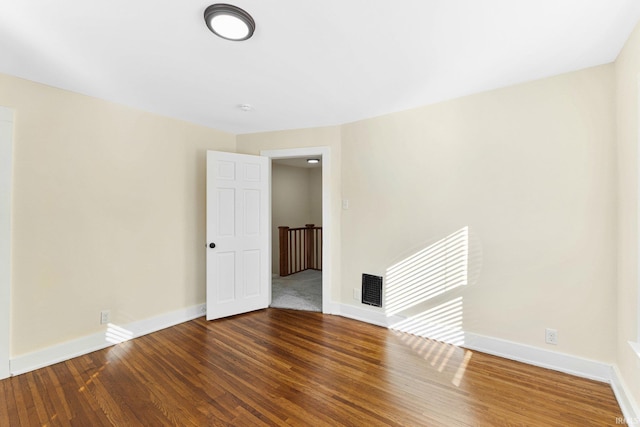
left=270, top=156, right=322, bottom=311
left=261, top=147, right=333, bottom=314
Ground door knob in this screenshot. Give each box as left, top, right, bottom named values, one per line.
left=209, top=243, right=216, bottom=249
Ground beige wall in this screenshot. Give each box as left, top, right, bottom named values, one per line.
left=309, top=168, right=323, bottom=226
left=236, top=66, right=619, bottom=365
left=271, top=164, right=322, bottom=273
left=341, top=65, right=617, bottom=362
left=615, top=20, right=640, bottom=407
left=1, top=74, right=235, bottom=356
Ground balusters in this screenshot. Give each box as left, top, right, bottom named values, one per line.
left=278, top=225, right=322, bottom=276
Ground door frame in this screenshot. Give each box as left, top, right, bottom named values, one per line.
left=261, top=146, right=336, bottom=314
left=0, top=107, right=14, bottom=379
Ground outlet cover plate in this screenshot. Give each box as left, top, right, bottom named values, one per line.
left=100, top=310, right=111, bottom=325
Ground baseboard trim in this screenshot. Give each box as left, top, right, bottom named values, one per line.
left=337, top=303, right=405, bottom=327
left=336, top=302, right=639, bottom=419
left=463, top=332, right=612, bottom=382
left=10, top=303, right=206, bottom=376
left=611, top=364, right=640, bottom=424
left=337, top=303, right=612, bottom=382
left=8, top=301, right=640, bottom=422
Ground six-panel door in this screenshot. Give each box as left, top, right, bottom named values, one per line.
left=206, top=151, right=269, bottom=320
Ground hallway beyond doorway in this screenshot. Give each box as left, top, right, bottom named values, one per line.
left=271, top=270, right=322, bottom=312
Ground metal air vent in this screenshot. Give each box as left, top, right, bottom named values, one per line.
left=362, top=274, right=383, bottom=307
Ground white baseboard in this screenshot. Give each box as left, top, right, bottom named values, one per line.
left=463, top=332, right=612, bottom=382
left=336, top=303, right=639, bottom=420
left=321, top=301, right=341, bottom=316
left=9, top=301, right=640, bottom=423
left=337, top=302, right=611, bottom=382
left=611, top=365, right=640, bottom=424
left=10, top=303, right=206, bottom=376
left=337, top=302, right=405, bottom=327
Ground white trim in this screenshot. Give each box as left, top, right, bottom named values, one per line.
left=338, top=303, right=389, bottom=327
left=266, top=158, right=273, bottom=307
left=611, top=364, right=640, bottom=424
left=261, top=147, right=338, bottom=314
left=10, top=303, right=205, bottom=376
left=0, top=107, right=13, bottom=380
left=7, top=300, right=640, bottom=420
left=339, top=306, right=640, bottom=419
left=340, top=304, right=609, bottom=381
left=637, top=72, right=640, bottom=345
left=630, top=340, right=640, bottom=359
left=463, top=332, right=612, bottom=382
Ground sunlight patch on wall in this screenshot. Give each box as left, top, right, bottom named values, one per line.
left=389, top=297, right=465, bottom=346
left=385, top=227, right=468, bottom=316
left=384, top=226, right=477, bottom=386
left=105, top=323, right=133, bottom=345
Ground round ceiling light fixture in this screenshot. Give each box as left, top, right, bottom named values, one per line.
left=204, top=4, right=255, bottom=41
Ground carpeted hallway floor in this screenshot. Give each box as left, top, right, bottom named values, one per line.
left=271, top=270, right=322, bottom=312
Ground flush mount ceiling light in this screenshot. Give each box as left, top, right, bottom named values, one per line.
left=307, top=159, right=320, bottom=164
left=204, top=4, right=255, bottom=41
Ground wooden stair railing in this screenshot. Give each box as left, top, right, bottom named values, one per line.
left=278, top=224, right=322, bottom=276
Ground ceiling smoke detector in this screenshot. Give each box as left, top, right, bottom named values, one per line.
left=238, top=104, right=254, bottom=112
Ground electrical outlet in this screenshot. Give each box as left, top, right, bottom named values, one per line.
left=353, top=288, right=361, bottom=301
left=545, top=328, right=558, bottom=345
left=100, top=310, right=111, bottom=325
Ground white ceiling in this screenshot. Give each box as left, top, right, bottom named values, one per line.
left=273, top=158, right=321, bottom=169
left=1, top=1, right=639, bottom=135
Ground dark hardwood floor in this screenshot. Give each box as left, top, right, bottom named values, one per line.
left=0, top=309, right=623, bottom=426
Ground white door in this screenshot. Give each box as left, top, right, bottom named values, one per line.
left=206, top=151, right=269, bottom=320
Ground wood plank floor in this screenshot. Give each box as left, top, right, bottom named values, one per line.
left=0, top=309, right=623, bottom=426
